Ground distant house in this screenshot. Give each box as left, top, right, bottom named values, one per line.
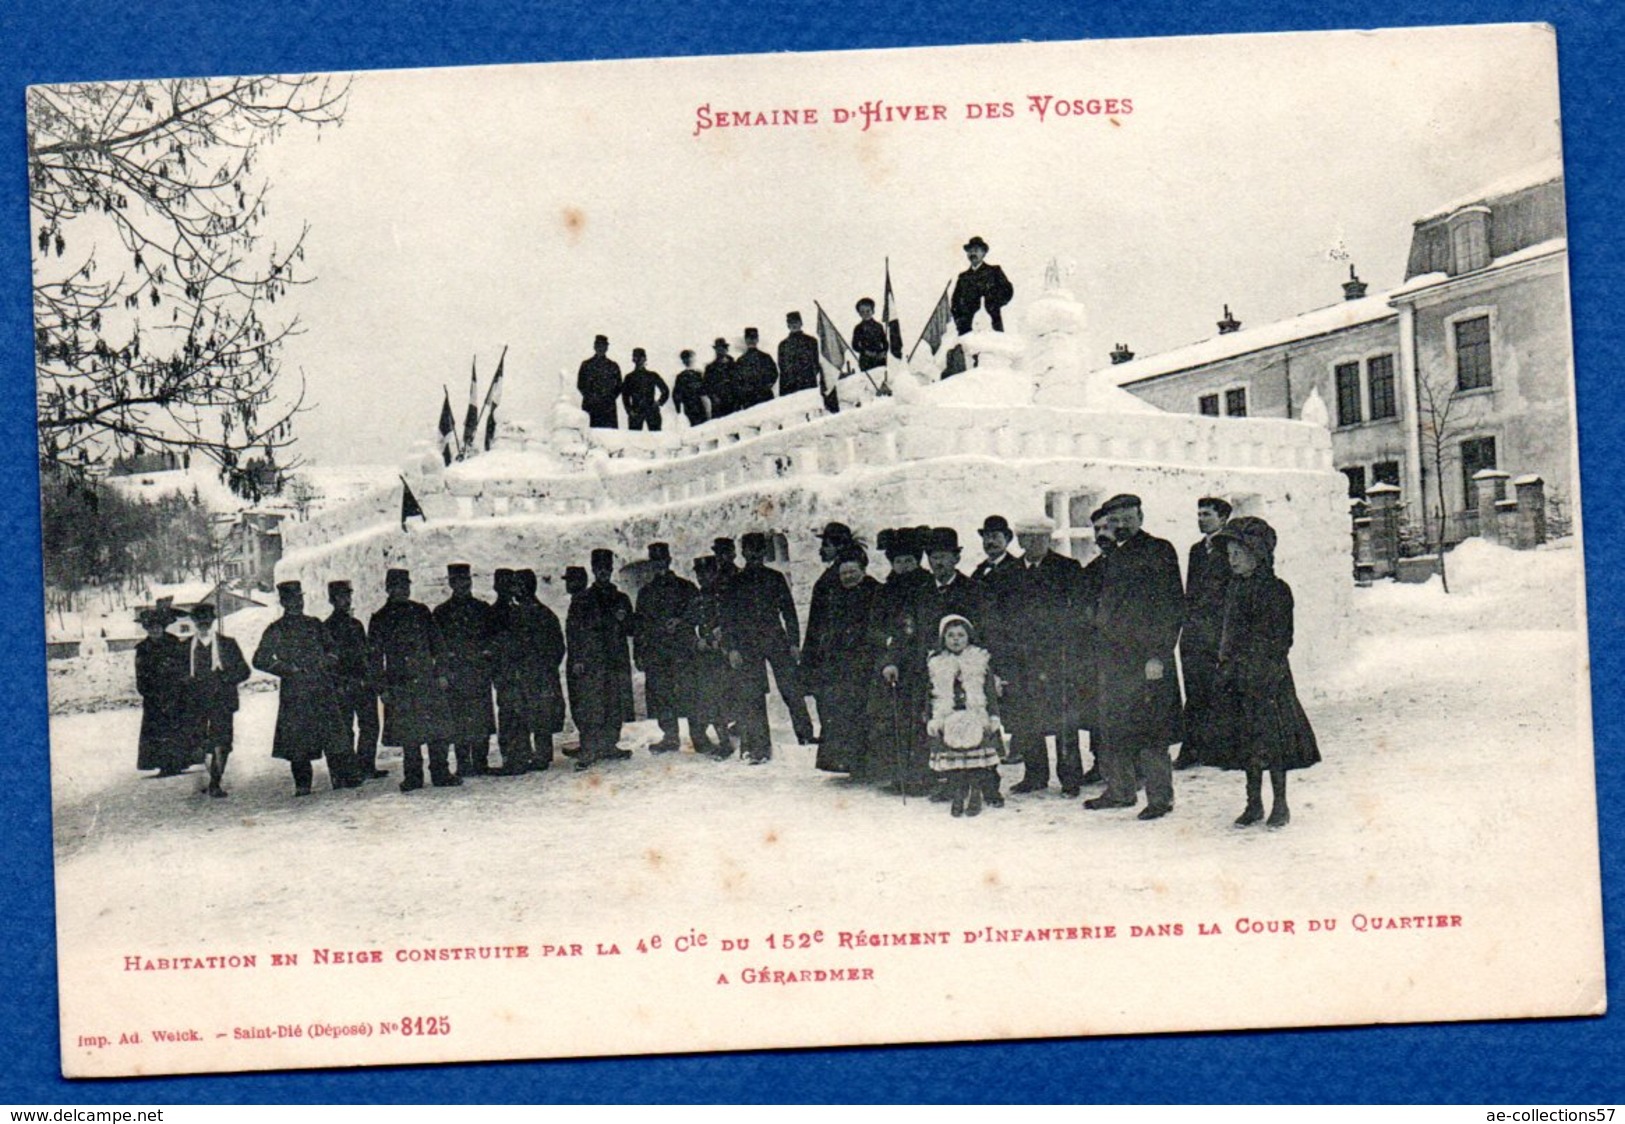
left=1111, top=161, right=1572, bottom=547
left=218, top=511, right=285, bottom=590
left=146, top=580, right=261, bottom=623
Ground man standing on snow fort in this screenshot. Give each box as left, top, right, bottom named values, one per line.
left=577, top=334, right=623, bottom=429
left=950, top=235, right=1014, bottom=334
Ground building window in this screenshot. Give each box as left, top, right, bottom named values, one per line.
left=1335, top=362, right=1363, bottom=427
left=1460, top=436, right=1497, bottom=510
left=1341, top=466, right=1367, bottom=499
left=1455, top=316, right=1492, bottom=391
left=1368, top=355, right=1397, bottom=419
left=1447, top=208, right=1492, bottom=275
left=1198, top=393, right=1220, bottom=417
left=1372, top=460, right=1401, bottom=487
left=1224, top=387, right=1248, bottom=417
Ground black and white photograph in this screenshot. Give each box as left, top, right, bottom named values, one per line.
left=30, top=25, right=1600, bottom=1078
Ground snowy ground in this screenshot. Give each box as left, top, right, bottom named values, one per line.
left=48, top=538, right=1601, bottom=1071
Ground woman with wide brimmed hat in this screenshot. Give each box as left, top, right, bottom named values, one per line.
left=1209, top=516, right=1321, bottom=828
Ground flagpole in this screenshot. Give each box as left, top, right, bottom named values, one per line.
left=907, top=280, right=952, bottom=363
left=442, top=383, right=461, bottom=457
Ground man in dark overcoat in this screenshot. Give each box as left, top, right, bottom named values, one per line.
left=567, top=552, right=636, bottom=769
left=687, top=556, right=737, bottom=757
left=867, top=528, right=934, bottom=788
left=722, top=531, right=816, bottom=759
left=1177, top=496, right=1233, bottom=770
left=178, top=602, right=250, bottom=798
left=1075, top=506, right=1116, bottom=785
left=253, top=580, right=358, bottom=796
left=325, top=579, right=385, bottom=781
left=633, top=542, right=699, bottom=753
left=368, top=568, right=454, bottom=791
left=1085, top=494, right=1185, bottom=820
left=671, top=350, right=709, bottom=426
left=800, top=521, right=859, bottom=743
left=577, top=334, right=623, bottom=429
left=732, top=328, right=778, bottom=410
left=950, top=235, right=1015, bottom=334
left=777, top=311, right=820, bottom=396
left=702, top=339, right=737, bottom=420
left=433, top=562, right=497, bottom=778
left=135, top=606, right=186, bottom=775
left=620, top=348, right=671, bottom=432
left=1003, top=517, right=1089, bottom=796
left=491, top=568, right=565, bottom=773
left=486, top=568, right=523, bottom=774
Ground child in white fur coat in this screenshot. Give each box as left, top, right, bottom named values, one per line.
left=926, top=614, right=1003, bottom=817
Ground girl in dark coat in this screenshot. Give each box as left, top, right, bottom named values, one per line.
left=1210, top=517, right=1321, bottom=828
left=135, top=608, right=186, bottom=775
left=812, top=550, right=880, bottom=776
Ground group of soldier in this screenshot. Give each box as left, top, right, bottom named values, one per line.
left=576, top=235, right=1016, bottom=430
left=133, top=488, right=1318, bottom=826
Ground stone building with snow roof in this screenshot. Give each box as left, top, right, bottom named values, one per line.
left=1110, top=161, right=1574, bottom=545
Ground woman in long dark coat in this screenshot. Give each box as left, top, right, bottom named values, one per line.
left=1210, top=517, right=1321, bottom=828
left=813, top=550, right=881, bottom=776
left=135, top=607, right=186, bottom=775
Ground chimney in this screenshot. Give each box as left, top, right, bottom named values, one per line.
left=1217, top=304, right=1241, bottom=335
left=1342, top=264, right=1368, bottom=301
left=1109, top=343, right=1135, bottom=365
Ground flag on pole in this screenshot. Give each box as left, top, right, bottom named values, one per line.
left=400, top=476, right=426, bottom=531
left=883, top=260, right=904, bottom=360
left=480, top=346, right=508, bottom=452
left=437, top=388, right=457, bottom=466
left=814, top=301, right=855, bottom=407
left=909, top=281, right=954, bottom=362
left=459, top=359, right=480, bottom=459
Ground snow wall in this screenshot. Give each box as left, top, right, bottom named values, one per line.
left=279, top=384, right=1351, bottom=681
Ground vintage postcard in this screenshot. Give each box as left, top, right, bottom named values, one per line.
left=33, top=24, right=1600, bottom=1078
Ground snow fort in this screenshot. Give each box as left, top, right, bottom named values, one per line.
left=278, top=270, right=1352, bottom=676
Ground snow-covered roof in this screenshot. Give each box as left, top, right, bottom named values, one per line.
left=1390, top=238, right=1567, bottom=299
left=147, top=580, right=218, bottom=605
left=1108, top=292, right=1397, bottom=387
left=1414, top=158, right=1564, bottom=223
left=105, top=467, right=244, bottom=513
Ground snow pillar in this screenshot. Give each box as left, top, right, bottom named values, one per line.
left=1514, top=475, right=1547, bottom=548
left=1472, top=469, right=1512, bottom=543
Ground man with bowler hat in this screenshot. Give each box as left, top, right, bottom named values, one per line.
left=671, top=350, right=709, bottom=426
left=1006, top=516, right=1089, bottom=796
left=254, top=580, right=358, bottom=796
left=634, top=542, right=699, bottom=753
left=950, top=236, right=1014, bottom=334
left=703, top=338, right=737, bottom=420
left=369, top=568, right=455, bottom=791
left=433, top=562, right=497, bottom=778
left=577, top=334, right=623, bottom=429
left=1085, top=494, right=1184, bottom=820
left=865, top=528, right=933, bottom=786
left=568, top=551, right=636, bottom=768
left=325, top=579, right=385, bottom=781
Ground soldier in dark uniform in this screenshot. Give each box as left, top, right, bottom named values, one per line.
left=253, top=580, right=358, bottom=796
left=721, top=531, right=816, bottom=760
left=432, top=562, right=496, bottom=778
left=1005, top=517, right=1090, bottom=796
left=325, top=579, right=385, bottom=780
left=851, top=298, right=889, bottom=374
left=733, top=328, right=778, bottom=409
left=135, top=606, right=186, bottom=776
left=369, top=568, right=455, bottom=791
left=486, top=568, right=523, bottom=774
left=1076, top=506, right=1116, bottom=785
left=620, top=348, right=671, bottom=432
left=491, top=568, right=565, bottom=773
left=777, top=311, right=820, bottom=396
left=865, top=528, right=933, bottom=787
left=577, top=334, right=623, bottom=429
left=1177, top=496, right=1233, bottom=770
left=1085, top=494, right=1185, bottom=820
left=950, top=235, right=1015, bottom=334
left=671, top=349, right=709, bottom=426
left=633, top=542, right=699, bottom=753
left=711, top=536, right=741, bottom=585
left=178, top=602, right=250, bottom=798
left=687, top=556, right=736, bottom=758
left=567, top=551, right=636, bottom=769
left=800, top=521, right=858, bottom=744
left=703, top=338, right=737, bottom=420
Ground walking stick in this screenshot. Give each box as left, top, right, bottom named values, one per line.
left=889, top=679, right=905, bottom=806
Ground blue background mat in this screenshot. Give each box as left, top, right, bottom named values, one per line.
left=2, top=0, right=1620, bottom=1103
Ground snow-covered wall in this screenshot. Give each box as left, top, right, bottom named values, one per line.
left=279, top=390, right=1349, bottom=680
